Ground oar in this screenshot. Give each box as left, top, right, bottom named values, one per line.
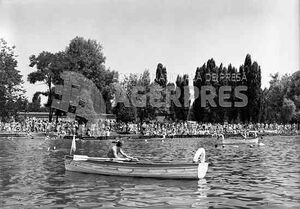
left=73, top=155, right=138, bottom=162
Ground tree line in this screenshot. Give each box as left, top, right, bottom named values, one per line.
left=0, top=37, right=299, bottom=124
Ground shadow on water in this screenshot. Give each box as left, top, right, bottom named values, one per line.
left=0, top=135, right=299, bottom=208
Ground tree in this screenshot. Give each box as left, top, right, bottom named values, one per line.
left=136, top=70, right=154, bottom=122
left=191, top=58, right=220, bottom=122
left=262, top=71, right=300, bottom=123
left=28, top=37, right=118, bottom=122
left=190, top=55, right=262, bottom=123
left=113, top=74, right=137, bottom=122
left=114, top=102, right=136, bottom=123
left=287, top=71, right=300, bottom=109
left=262, top=74, right=283, bottom=122
left=281, top=98, right=296, bottom=123
left=65, top=37, right=117, bottom=113
left=27, top=91, right=47, bottom=112
left=175, top=74, right=190, bottom=121
left=151, top=63, right=170, bottom=119
left=28, top=51, right=66, bottom=121
left=154, top=63, right=167, bottom=87
left=292, top=111, right=300, bottom=123
left=241, top=54, right=262, bottom=122
left=0, top=39, right=25, bottom=122
left=113, top=70, right=153, bottom=123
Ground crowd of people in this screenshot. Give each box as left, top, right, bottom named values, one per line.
left=119, top=121, right=299, bottom=136
left=0, top=118, right=115, bottom=137
left=0, top=118, right=78, bottom=135
left=0, top=117, right=298, bottom=137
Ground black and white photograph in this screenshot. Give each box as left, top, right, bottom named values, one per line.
left=0, top=0, right=299, bottom=208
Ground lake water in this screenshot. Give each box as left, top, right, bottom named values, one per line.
left=0, top=135, right=299, bottom=208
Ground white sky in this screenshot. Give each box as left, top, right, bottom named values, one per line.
left=0, top=0, right=299, bottom=101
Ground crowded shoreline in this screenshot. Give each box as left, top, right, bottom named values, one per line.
left=0, top=118, right=298, bottom=138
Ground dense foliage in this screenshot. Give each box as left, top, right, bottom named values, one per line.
left=261, top=72, right=300, bottom=123
left=28, top=37, right=118, bottom=121
left=175, top=74, right=190, bottom=121
left=113, top=70, right=153, bottom=122
left=0, top=39, right=25, bottom=122
left=64, top=37, right=117, bottom=114
left=190, top=55, right=262, bottom=123
left=1, top=37, right=299, bottom=124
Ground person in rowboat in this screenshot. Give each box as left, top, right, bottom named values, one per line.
left=107, top=141, right=138, bottom=161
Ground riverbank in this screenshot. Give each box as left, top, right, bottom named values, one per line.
left=59, top=131, right=300, bottom=140
left=0, top=132, right=58, bottom=138
left=1, top=132, right=299, bottom=139
left=1, top=130, right=299, bottom=139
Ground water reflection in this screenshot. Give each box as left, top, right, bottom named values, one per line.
left=63, top=171, right=209, bottom=208
left=0, top=135, right=299, bottom=208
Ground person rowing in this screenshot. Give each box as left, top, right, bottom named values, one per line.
left=107, top=141, right=138, bottom=161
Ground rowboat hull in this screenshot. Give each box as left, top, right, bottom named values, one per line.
left=222, top=137, right=259, bottom=145
left=64, top=156, right=208, bottom=180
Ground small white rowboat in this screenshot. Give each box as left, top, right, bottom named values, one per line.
left=65, top=148, right=208, bottom=180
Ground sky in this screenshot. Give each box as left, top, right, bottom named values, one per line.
left=0, top=0, right=299, bottom=101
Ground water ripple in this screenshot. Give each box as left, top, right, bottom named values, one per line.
left=0, top=135, right=299, bottom=208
